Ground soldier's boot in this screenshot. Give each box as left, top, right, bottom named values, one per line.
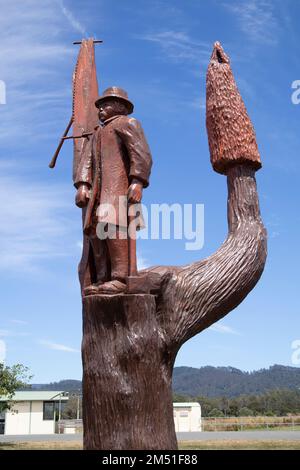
left=96, top=236, right=128, bottom=294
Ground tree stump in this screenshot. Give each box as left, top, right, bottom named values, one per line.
left=82, top=294, right=177, bottom=450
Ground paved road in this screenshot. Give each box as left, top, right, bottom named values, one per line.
left=1, top=431, right=300, bottom=443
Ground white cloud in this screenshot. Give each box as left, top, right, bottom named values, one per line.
left=0, top=340, right=6, bottom=362
left=76, top=240, right=83, bottom=251
left=224, top=0, right=279, bottom=45
left=139, top=30, right=210, bottom=64
left=10, top=319, right=29, bottom=325
left=0, top=1, right=78, bottom=142
left=209, top=324, right=240, bottom=335
left=0, top=162, right=77, bottom=273
left=0, top=2, right=74, bottom=83
left=270, top=231, right=280, bottom=239
left=0, top=329, right=29, bottom=337
left=0, top=79, right=6, bottom=104
left=39, top=340, right=79, bottom=353
left=190, top=95, right=206, bottom=110
left=137, top=252, right=150, bottom=271
left=56, top=0, right=87, bottom=36
left=0, top=330, right=10, bottom=337
left=0, top=0, right=122, bottom=277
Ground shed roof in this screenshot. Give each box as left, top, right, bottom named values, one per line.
left=0, top=391, right=69, bottom=402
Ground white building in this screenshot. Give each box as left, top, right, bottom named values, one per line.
left=0, top=394, right=200, bottom=435
left=0, top=391, right=69, bottom=435
left=173, top=402, right=201, bottom=432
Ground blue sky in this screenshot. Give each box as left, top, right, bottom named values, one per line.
left=0, top=0, right=300, bottom=383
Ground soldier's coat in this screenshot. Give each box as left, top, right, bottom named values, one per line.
left=75, top=114, right=152, bottom=234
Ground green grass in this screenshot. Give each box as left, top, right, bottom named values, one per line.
left=1, top=440, right=300, bottom=451
left=0, top=441, right=83, bottom=450
left=179, top=440, right=300, bottom=450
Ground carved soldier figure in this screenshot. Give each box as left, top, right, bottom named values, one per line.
left=75, top=87, right=152, bottom=295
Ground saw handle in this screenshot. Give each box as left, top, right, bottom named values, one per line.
left=49, top=116, right=73, bottom=169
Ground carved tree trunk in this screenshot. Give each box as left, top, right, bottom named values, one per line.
left=81, top=42, right=267, bottom=450
left=82, top=295, right=177, bottom=450
left=82, top=164, right=267, bottom=450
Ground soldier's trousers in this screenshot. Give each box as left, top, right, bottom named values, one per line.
left=89, top=224, right=128, bottom=283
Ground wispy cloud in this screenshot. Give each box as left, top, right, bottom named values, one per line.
left=10, top=319, right=29, bottom=325
left=137, top=252, right=150, bottom=271
left=39, top=340, right=79, bottom=353
left=224, top=0, right=279, bottom=45
left=0, top=1, right=76, bottom=141
left=270, top=231, right=280, bottom=239
left=0, top=330, right=10, bottom=337
left=0, top=89, right=71, bottom=141
left=138, top=30, right=210, bottom=64
left=209, top=324, right=240, bottom=335
left=0, top=329, right=29, bottom=337
left=76, top=240, right=83, bottom=251
left=0, top=2, right=74, bottom=84
left=0, top=340, right=6, bottom=362
left=0, top=161, right=77, bottom=274
left=56, top=0, right=87, bottom=36
left=190, top=95, right=206, bottom=110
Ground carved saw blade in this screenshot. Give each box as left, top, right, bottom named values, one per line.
left=72, top=38, right=99, bottom=182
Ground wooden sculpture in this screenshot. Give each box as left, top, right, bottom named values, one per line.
left=51, top=39, right=267, bottom=450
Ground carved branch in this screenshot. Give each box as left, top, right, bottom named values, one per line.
left=152, top=42, right=267, bottom=350
left=157, top=164, right=267, bottom=348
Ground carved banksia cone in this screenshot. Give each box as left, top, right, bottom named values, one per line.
left=206, top=42, right=261, bottom=174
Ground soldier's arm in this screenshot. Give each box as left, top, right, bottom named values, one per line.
left=74, top=134, right=94, bottom=208
left=74, top=134, right=94, bottom=189
left=116, top=117, right=152, bottom=188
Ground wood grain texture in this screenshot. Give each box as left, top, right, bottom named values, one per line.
left=82, top=294, right=177, bottom=450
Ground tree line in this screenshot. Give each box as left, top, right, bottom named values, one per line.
left=173, top=389, right=300, bottom=417
left=61, top=388, right=300, bottom=419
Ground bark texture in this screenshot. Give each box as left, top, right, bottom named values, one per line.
left=82, top=294, right=177, bottom=450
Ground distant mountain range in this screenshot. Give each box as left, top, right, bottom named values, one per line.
left=32, top=365, right=300, bottom=398
left=173, top=365, right=300, bottom=397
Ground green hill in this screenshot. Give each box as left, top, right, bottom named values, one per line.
left=172, top=364, right=300, bottom=397
left=32, top=364, right=300, bottom=398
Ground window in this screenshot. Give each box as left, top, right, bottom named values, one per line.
left=43, top=401, right=54, bottom=420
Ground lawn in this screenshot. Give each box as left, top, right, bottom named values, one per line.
left=179, top=440, right=300, bottom=450
left=1, top=440, right=300, bottom=450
